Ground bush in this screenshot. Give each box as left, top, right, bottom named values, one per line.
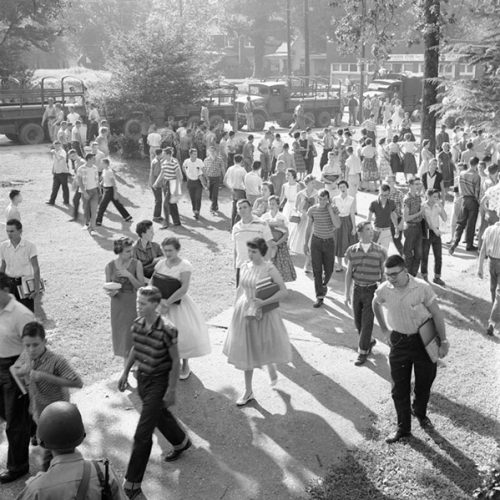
left=473, top=467, right=500, bottom=500
left=108, top=133, right=141, bottom=159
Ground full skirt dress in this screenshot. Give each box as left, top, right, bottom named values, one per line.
left=223, top=261, right=292, bottom=370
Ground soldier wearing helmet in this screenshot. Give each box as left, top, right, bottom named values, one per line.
left=17, top=401, right=127, bottom=499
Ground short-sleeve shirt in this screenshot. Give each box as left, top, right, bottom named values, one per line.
left=481, top=222, right=500, bottom=259
left=0, top=296, right=34, bottom=357
left=0, top=238, right=37, bottom=278
left=133, top=240, right=162, bottom=279
left=5, top=203, right=21, bottom=222
left=483, top=183, right=500, bottom=214
left=183, top=158, right=204, bottom=181
left=404, top=193, right=422, bottom=223
left=345, top=242, right=387, bottom=285
left=369, top=198, right=396, bottom=228
left=374, top=276, right=437, bottom=334
left=27, top=349, right=80, bottom=420
left=307, top=205, right=336, bottom=239
left=232, top=218, right=273, bottom=269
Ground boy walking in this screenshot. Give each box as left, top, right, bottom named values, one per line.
left=118, top=286, right=190, bottom=500
left=14, top=321, right=83, bottom=470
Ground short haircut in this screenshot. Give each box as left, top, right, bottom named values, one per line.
left=68, top=149, right=77, bottom=155
left=268, top=195, right=280, bottom=205
left=163, top=147, right=173, bottom=155
left=404, top=133, right=412, bottom=141
left=189, top=148, right=197, bottom=154
left=470, top=157, right=480, bottom=166
left=85, top=153, right=95, bottom=161
left=392, top=135, right=399, bottom=142
left=252, top=161, right=261, bottom=171
left=365, top=138, right=372, bottom=145
left=9, top=189, right=20, bottom=200
left=408, top=178, right=416, bottom=186
left=248, top=135, right=254, bottom=141
left=283, top=143, right=289, bottom=149
left=234, top=154, right=243, bottom=163
left=135, top=219, right=153, bottom=237
left=102, top=158, right=110, bottom=166
left=303, top=174, right=315, bottom=185
left=161, top=236, right=180, bottom=250
left=346, top=146, right=354, bottom=154
left=237, top=199, right=251, bottom=208
left=385, top=254, right=405, bottom=269
left=287, top=168, right=297, bottom=180
left=378, top=138, right=386, bottom=146
left=294, top=132, right=301, bottom=139
left=113, top=237, right=133, bottom=255
left=247, top=237, right=268, bottom=257
left=262, top=181, right=274, bottom=195
left=6, top=218, right=22, bottom=230
left=53, top=140, right=61, bottom=145
left=338, top=180, right=349, bottom=188
left=138, top=286, right=162, bottom=304
left=155, top=148, right=163, bottom=156
left=75, top=120, right=82, bottom=125
left=380, top=183, right=390, bottom=192
left=487, top=164, right=498, bottom=175
left=467, top=142, right=474, bottom=149
left=275, top=133, right=281, bottom=139
left=318, top=188, right=330, bottom=199
left=356, top=221, right=371, bottom=233
left=22, top=321, right=46, bottom=340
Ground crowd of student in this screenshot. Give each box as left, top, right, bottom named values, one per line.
left=1, top=104, right=500, bottom=498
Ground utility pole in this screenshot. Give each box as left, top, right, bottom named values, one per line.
left=358, top=0, right=366, bottom=124
left=304, top=0, right=310, bottom=84
left=179, top=0, right=183, bottom=18
left=286, top=0, right=292, bottom=85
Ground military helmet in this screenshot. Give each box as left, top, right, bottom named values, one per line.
left=37, top=402, right=86, bottom=450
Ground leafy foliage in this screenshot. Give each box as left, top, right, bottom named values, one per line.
left=0, top=0, right=67, bottom=76
left=473, top=466, right=500, bottom=499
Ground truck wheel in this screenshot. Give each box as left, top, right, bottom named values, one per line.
left=5, top=134, right=19, bottom=142
left=209, top=114, right=224, bottom=128
left=19, top=123, right=45, bottom=145
left=253, top=113, right=266, bottom=131
left=304, top=112, right=316, bottom=128
left=277, top=113, right=293, bottom=128
left=124, top=118, right=142, bottom=141
left=317, top=111, right=332, bottom=128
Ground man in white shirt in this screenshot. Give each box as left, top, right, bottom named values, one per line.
left=183, top=148, right=206, bottom=219
left=66, top=105, right=81, bottom=126
left=76, top=153, right=100, bottom=234
left=90, top=142, right=106, bottom=176
left=147, top=125, right=162, bottom=160
left=345, top=146, right=361, bottom=212
left=231, top=199, right=273, bottom=285
left=271, top=133, right=284, bottom=173
left=86, top=103, right=100, bottom=143
left=5, top=190, right=22, bottom=223
left=244, top=161, right=263, bottom=206
left=0, top=219, right=40, bottom=312
left=70, top=120, right=84, bottom=157
left=258, top=131, right=273, bottom=180
left=0, top=272, right=34, bottom=483
left=224, top=154, right=247, bottom=227
left=46, top=141, right=70, bottom=206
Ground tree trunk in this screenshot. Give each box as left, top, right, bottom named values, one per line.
left=252, top=33, right=266, bottom=78
left=420, top=0, right=440, bottom=154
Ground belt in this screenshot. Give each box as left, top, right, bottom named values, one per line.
left=375, top=227, right=391, bottom=231
left=312, top=234, right=334, bottom=241
left=393, top=330, right=419, bottom=336
left=354, top=282, right=378, bottom=288
left=6, top=276, right=22, bottom=284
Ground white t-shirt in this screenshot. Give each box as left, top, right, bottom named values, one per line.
left=0, top=239, right=37, bottom=277
left=224, top=165, right=247, bottom=191
left=232, top=218, right=273, bottom=269
left=183, top=158, right=204, bottom=181
left=147, top=132, right=162, bottom=149
left=346, top=155, right=362, bottom=175
left=333, top=194, right=354, bottom=217
left=5, top=204, right=21, bottom=222
left=67, top=112, right=81, bottom=125
left=244, top=171, right=262, bottom=196
left=101, top=168, right=115, bottom=187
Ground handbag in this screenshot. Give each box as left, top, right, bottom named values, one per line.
left=289, top=211, right=301, bottom=224
left=256, top=276, right=280, bottom=313
left=151, top=273, right=182, bottom=305
left=418, top=317, right=441, bottom=363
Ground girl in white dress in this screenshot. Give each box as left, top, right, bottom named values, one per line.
left=223, top=237, right=291, bottom=406
left=154, top=237, right=211, bottom=379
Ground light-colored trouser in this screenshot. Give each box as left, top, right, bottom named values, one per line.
left=83, top=188, right=99, bottom=229
left=375, top=227, right=392, bottom=250
left=348, top=175, right=360, bottom=211
left=246, top=113, right=254, bottom=131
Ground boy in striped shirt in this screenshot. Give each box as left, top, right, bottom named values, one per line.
left=13, top=321, right=83, bottom=471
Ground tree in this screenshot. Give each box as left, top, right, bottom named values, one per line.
left=224, top=0, right=286, bottom=78
left=434, top=1, right=500, bottom=131
left=0, top=0, right=67, bottom=76
left=102, top=23, right=213, bottom=117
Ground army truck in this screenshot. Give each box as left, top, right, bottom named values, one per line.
left=0, top=76, right=87, bottom=144
left=235, top=77, right=343, bottom=131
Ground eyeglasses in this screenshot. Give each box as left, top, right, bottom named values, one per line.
left=385, top=269, right=404, bottom=278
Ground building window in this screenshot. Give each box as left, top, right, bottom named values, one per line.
left=341, top=63, right=350, bottom=72
left=349, top=63, right=358, bottom=72
left=391, top=63, right=402, bottom=73
left=459, top=64, right=474, bottom=76
left=331, top=63, right=340, bottom=72
left=403, top=63, right=414, bottom=72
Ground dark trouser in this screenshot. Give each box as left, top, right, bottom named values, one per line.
left=320, top=148, right=332, bottom=170
left=162, top=183, right=180, bottom=225
left=235, top=268, right=240, bottom=288
left=73, top=189, right=81, bottom=219
left=349, top=109, right=357, bottom=126
left=87, top=122, right=99, bottom=143
left=352, top=284, right=377, bottom=353
left=310, top=235, right=335, bottom=298
left=391, top=216, right=404, bottom=255
left=208, top=176, right=221, bottom=211
left=49, top=173, right=70, bottom=204
left=152, top=187, right=162, bottom=218
left=453, top=196, right=479, bottom=249
left=305, top=155, right=314, bottom=175
left=187, top=179, right=203, bottom=214
left=489, top=258, right=500, bottom=324
left=71, top=141, right=83, bottom=157
left=260, top=152, right=271, bottom=180
left=142, top=135, right=149, bottom=157
left=0, top=357, right=30, bottom=473
left=96, top=187, right=131, bottom=224
left=231, top=189, right=246, bottom=228
left=228, top=153, right=235, bottom=167
left=125, top=372, right=187, bottom=484
left=403, top=224, right=422, bottom=277
left=421, top=231, right=442, bottom=277
left=6, top=277, right=34, bottom=312
left=389, top=331, right=437, bottom=433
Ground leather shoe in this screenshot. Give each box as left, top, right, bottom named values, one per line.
left=385, top=430, right=412, bottom=444
left=236, top=392, right=254, bottom=406
left=313, top=298, right=324, bottom=308
left=354, top=354, right=368, bottom=366
left=486, top=325, right=494, bottom=336
left=164, top=439, right=192, bottom=462
left=466, top=246, right=478, bottom=252
left=0, top=469, right=29, bottom=483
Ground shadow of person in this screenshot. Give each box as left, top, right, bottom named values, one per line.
left=277, top=346, right=381, bottom=440
left=429, top=392, right=499, bottom=443
left=408, top=434, right=480, bottom=494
